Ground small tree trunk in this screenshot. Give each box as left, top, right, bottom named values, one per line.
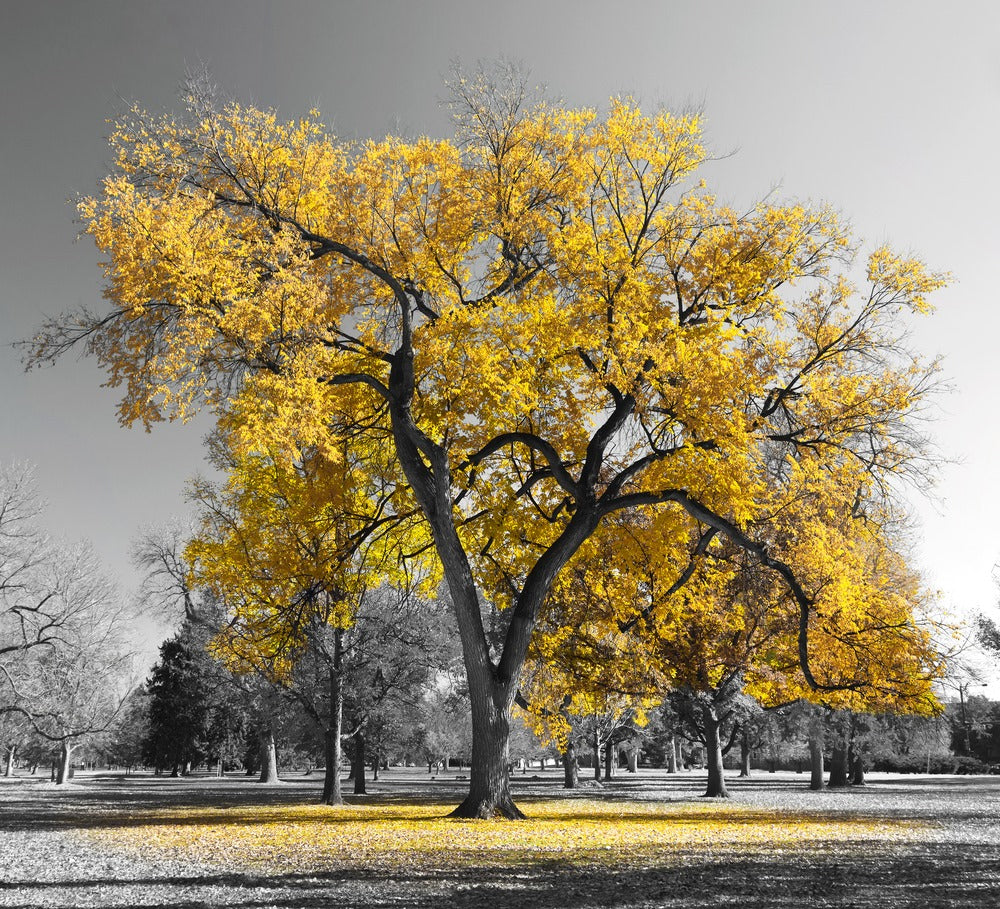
left=55, top=743, right=73, bottom=785
left=372, top=744, right=380, bottom=781
left=353, top=731, right=367, bottom=795
left=666, top=735, right=678, bottom=773
left=702, top=704, right=730, bottom=798
left=738, top=727, right=752, bottom=778
left=320, top=629, right=345, bottom=806
left=627, top=747, right=639, bottom=773
left=258, top=727, right=279, bottom=784
left=4, top=744, right=15, bottom=777
left=808, top=723, right=825, bottom=791
left=603, top=741, right=614, bottom=781
left=592, top=726, right=601, bottom=781
left=828, top=745, right=849, bottom=788
left=562, top=739, right=579, bottom=789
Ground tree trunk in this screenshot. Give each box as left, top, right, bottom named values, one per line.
left=828, top=744, right=849, bottom=788
left=55, top=743, right=73, bottom=785
left=738, top=726, right=752, bottom=778
left=850, top=751, right=866, bottom=786
left=603, top=740, right=614, bottom=781
left=258, top=727, right=279, bottom=784
left=666, top=735, right=678, bottom=773
left=353, top=731, right=367, bottom=795
left=4, top=744, right=15, bottom=777
left=627, top=747, right=639, bottom=773
left=702, top=704, right=729, bottom=798
left=390, top=374, right=600, bottom=820
left=562, top=739, right=579, bottom=789
left=808, top=722, right=825, bottom=790
left=449, top=681, right=522, bottom=818
left=592, top=726, right=602, bottom=781
left=321, top=629, right=345, bottom=806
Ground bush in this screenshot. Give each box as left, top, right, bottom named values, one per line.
left=870, top=753, right=990, bottom=774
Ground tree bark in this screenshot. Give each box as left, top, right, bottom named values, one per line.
left=55, top=743, right=73, bottom=785
left=828, top=744, right=849, bottom=788
left=666, top=735, right=678, bottom=773
left=562, top=739, right=579, bottom=789
left=4, top=744, right=15, bottom=777
left=627, top=746, right=639, bottom=773
left=808, top=717, right=825, bottom=790
left=603, top=741, right=615, bottom=781
left=850, top=751, right=866, bottom=786
left=592, top=726, right=602, bottom=781
left=449, top=680, right=522, bottom=818
left=702, top=704, right=729, bottom=798
left=258, top=727, right=279, bottom=784
left=739, top=726, right=752, bottom=778
left=353, top=731, right=367, bottom=795
left=321, top=629, right=345, bottom=806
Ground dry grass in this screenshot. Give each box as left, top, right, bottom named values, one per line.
left=2, top=769, right=999, bottom=907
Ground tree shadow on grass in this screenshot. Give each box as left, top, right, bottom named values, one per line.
left=3, top=847, right=1000, bottom=909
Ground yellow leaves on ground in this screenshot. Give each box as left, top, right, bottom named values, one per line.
left=82, top=797, right=930, bottom=874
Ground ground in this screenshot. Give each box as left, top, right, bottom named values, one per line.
left=1, top=768, right=998, bottom=908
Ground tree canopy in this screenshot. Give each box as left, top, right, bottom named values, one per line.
left=29, top=68, right=947, bottom=816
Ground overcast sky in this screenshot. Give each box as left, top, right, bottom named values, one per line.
left=2, top=0, right=999, bottom=670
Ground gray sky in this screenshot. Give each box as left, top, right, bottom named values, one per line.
left=2, top=0, right=999, bottom=668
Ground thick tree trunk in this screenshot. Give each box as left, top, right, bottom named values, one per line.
left=321, top=630, right=345, bottom=806
left=603, top=741, right=614, bottom=781
left=850, top=751, right=866, bottom=786
left=55, top=743, right=73, bottom=785
left=258, top=727, right=279, bottom=784
left=828, top=745, right=849, bottom=788
left=666, top=735, right=678, bottom=773
left=353, top=732, right=367, bottom=795
left=627, top=746, right=639, bottom=773
left=389, top=368, right=600, bottom=820
left=562, top=739, right=579, bottom=789
left=702, top=704, right=729, bottom=798
left=808, top=721, right=825, bottom=790
left=4, top=744, right=15, bottom=777
left=450, top=682, right=522, bottom=818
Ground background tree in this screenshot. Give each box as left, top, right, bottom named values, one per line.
left=143, top=614, right=252, bottom=776
left=186, top=438, right=438, bottom=803
left=30, top=67, right=947, bottom=817
left=102, top=685, right=151, bottom=773
left=7, top=570, right=134, bottom=784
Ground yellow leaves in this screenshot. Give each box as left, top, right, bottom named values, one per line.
left=867, top=245, right=950, bottom=313
left=84, top=796, right=931, bottom=875
left=52, top=79, right=949, bottom=723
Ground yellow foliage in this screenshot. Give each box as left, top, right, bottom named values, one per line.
left=35, top=77, right=948, bottom=739
left=83, top=796, right=931, bottom=874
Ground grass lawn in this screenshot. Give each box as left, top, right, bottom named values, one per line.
left=1, top=768, right=998, bottom=907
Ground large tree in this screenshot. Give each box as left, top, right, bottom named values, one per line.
left=29, top=69, right=946, bottom=817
